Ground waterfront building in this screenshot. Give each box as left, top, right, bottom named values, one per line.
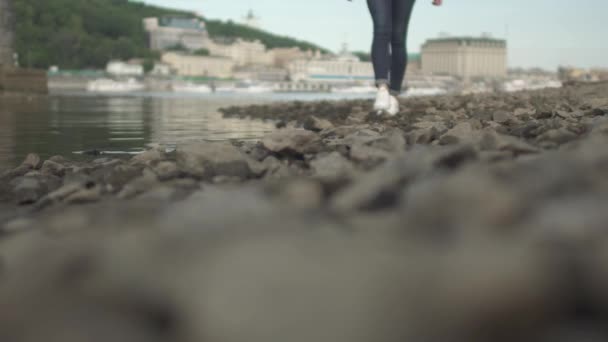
left=0, top=0, right=14, bottom=66
left=144, top=16, right=209, bottom=51
left=272, top=47, right=315, bottom=68
left=233, top=65, right=289, bottom=82
left=287, top=44, right=374, bottom=83
left=106, top=60, right=144, bottom=76
left=421, top=36, right=507, bottom=79
left=206, top=38, right=275, bottom=67
left=161, top=52, right=235, bottom=78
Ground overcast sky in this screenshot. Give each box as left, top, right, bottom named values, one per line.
left=139, top=0, right=608, bottom=70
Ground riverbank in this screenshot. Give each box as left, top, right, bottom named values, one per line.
left=1, top=82, right=608, bottom=341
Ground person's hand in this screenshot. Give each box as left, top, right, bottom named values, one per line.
left=432, top=0, right=443, bottom=6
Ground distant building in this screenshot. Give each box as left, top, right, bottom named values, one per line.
left=421, top=36, right=507, bottom=79
left=206, top=38, right=275, bottom=67
left=106, top=60, right=144, bottom=76
left=150, top=63, right=173, bottom=76
left=272, top=47, right=314, bottom=68
left=0, top=0, right=15, bottom=66
left=233, top=65, right=289, bottom=82
left=144, top=16, right=209, bottom=51
left=287, top=44, right=374, bottom=83
left=242, top=10, right=261, bottom=29
left=161, top=52, right=235, bottom=78
left=559, top=66, right=608, bottom=82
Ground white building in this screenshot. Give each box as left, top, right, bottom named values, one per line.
left=206, top=38, right=275, bottom=67
left=144, top=16, right=209, bottom=51
left=162, top=52, right=235, bottom=78
left=106, top=60, right=144, bottom=76
left=421, top=36, right=507, bottom=79
left=287, top=45, right=374, bottom=83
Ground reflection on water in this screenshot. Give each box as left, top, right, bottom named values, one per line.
left=0, top=91, right=374, bottom=169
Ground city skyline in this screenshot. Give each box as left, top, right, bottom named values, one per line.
left=139, top=0, right=608, bottom=71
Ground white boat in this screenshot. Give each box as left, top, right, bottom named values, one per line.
left=86, top=78, right=145, bottom=93
left=171, top=82, right=212, bottom=93
left=215, top=86, right=236, bottom=93
left=233, top=81, right=274, bottom=94
left=406, top=87, right=447, bottom=97
left=331, top=85, right=377, bottom=94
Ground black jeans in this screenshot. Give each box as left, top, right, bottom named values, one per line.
left=367, top=0, right=415, bottom=95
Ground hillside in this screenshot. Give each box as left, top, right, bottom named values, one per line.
left=12, top=0, right=328, bottom=69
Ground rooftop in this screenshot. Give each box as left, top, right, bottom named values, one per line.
left=424, top=36, right=506, bottom=45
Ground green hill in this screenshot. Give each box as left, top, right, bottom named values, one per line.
left=12, top=0, right=328, bottom=69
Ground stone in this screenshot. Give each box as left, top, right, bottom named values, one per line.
left=407, top=122, right=448, bottom=145
left=401, top=168, right=521, bottom=238
left=310, top=152, right=355, bottom=180
left=131, top=149, right=164, bottom=165
left=262, top=129, right=322, bottom=156
left=102, top=164, right=143, bottom=193
left=349, top=144, right=392, bottom=168
left=64, top=184, right=103, bottom=204
left=331, top=148, right=435, bottom=212
left=480, top=130, right=540, bottom=155
left=48, top=155, right=68, bottom=164
left=153, top=161, right=180, bottom=181
left=10, top=177, right=45, bottom=205
left=10, top=175, right=62, bottom=205
left=439, top=122, right=482, bottom=145
left=117, top=169, right=160, bottom=200
left=493, top=110, right=516, bottom=124
left=41, top=160, right=66, bottom=177
left=260, top=156, right=291, bottom=180
left=538, top=128, right=579, bottom=145
left=176, top=142, right=253, bottom=180
left=277, top=179, right=324, bottom=211
left=303, top=116, right=334, bottom=132
left=21, top=153, right=42, bottom=169
left=2, top=217, right=34, bottom=235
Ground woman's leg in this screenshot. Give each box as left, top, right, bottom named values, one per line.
left=389, top=0, right=416, bottom=95
left=367, top=0, right=392, bottom=87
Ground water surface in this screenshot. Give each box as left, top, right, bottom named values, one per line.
left=0, top=91, right=373, bottom=169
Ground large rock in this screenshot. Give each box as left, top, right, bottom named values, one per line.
left=10, top=175, right=62, bottom=205
left=310, top=152, right=355, bottom=180
left=439, top=122, right=482, bottom=145
left=21, top=153, right=42, bottom=169
left=407, top=121, right=448, bottom=145
left=41, top=160, right=66, bottom=177
left=177, top=142, right=253, bottom=180
left=130, top=148, right=164, bottom=165
left=480, top=130, right=540, bottom=155
left=262, top=129, right=322, bottom=156
left=303, top=116, right=334, bottom=132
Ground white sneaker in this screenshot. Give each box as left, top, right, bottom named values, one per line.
left=373, top=87, right=391, bottom=113
left=387, top=95, right=400, bottom=116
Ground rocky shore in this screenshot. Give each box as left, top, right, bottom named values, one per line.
left=2, top=82, right=608, bottom=341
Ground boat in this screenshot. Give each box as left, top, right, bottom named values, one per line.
left=406, top=87, right=447, bottom=97
left=233, top=81, right=274, bottom=94
left=86, top=78, right=145, bottom=93
left=331, top=85, right=377, bottom=94
left=171, top=82, right=212, bottom=93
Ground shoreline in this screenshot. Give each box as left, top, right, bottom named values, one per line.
left=1, top=82, right=608, bottom=340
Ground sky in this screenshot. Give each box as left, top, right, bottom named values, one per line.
left=140, top=0, right=608, bottom=70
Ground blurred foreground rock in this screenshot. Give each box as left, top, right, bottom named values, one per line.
left=2, top=82, right=608, bottom=341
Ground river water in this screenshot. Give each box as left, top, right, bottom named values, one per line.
left=0, top=91, right=373, bottom=169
